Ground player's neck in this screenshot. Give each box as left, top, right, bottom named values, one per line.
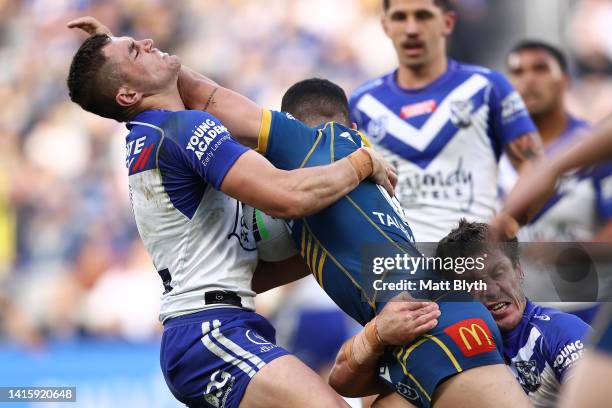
left=396, top=57, right=448, bottom=90
left=532, top=106, right=568, bottom=147
left=138, top=84, right=186, bottom=114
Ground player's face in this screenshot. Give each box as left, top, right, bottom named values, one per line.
left=507, top=49, right=567, bottom=116
left=464, top=249, right=526, bottom=332
left=382, top=0, right=455, bottom=69
left=103, top=36, right=181, bottom=96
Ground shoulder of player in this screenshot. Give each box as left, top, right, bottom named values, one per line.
left=349, top=72, right=393, bottom=103
left=453, top=61, right=511, bottom=87
left=527, top=307, right=590, bottom=352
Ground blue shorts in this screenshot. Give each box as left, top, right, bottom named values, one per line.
left=379, top=293, right=504, bottom=408
left=160, top=308, right=289, bottom=408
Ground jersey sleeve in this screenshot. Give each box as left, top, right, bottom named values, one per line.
left=167, top=110, right=248, bottom=189
left=541, top=313, right=591, bottom=382
left=487, top=70, right=537, bottom=147
left=255, top=110, right=320, bottom=170
left=592, top=163, right=612, bottom=220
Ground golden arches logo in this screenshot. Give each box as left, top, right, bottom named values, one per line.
left=458, top=324, right=493, bottom=351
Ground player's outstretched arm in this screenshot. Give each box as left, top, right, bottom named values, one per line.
left=178, top=66, right=264, bottom=149
left=328, top=295, right=440, bottom=397
left=222, top=147, right=394, bottom=219
left=493, top=115, right=612, bottom=237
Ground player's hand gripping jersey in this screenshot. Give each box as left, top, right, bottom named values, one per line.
left=257, top=111, right=505, bottom=407
left=350, top=61, right=537, bottom=242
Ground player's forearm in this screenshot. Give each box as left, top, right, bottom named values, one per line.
left=329, top=323, right=387, bottom=397
left=178, top=66, right=262, bottom=148
left=550, top=115, right=612, bottom=174
left=280, top=158, right=362, bottom=218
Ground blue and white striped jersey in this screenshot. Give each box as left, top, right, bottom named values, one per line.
left=125, top=109, right=258, bottom=323
left=503, top=301, right=590, bottom=407
left=350, top=60, right=536, bottom=242
left=499, top=116, right=612, bottom=241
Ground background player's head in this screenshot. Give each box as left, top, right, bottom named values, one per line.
left=436, top=220, right=526, bottom=332
left=281, top=78, right=351, bottom=128
left=506, top=40, right=569, bottom=118
left=381, top=0, right=456, bottom=70
left=67, top=33, right=181, bottom=122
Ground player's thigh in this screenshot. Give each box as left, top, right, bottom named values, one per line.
left=432, top=364, right=531, bottom=408
left=239, top=354, right=349, bottom=408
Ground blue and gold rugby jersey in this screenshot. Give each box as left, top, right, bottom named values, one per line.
left=256, top=110, right=432, bottom=325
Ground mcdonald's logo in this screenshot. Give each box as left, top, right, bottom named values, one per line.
left=444, top=318, right=497, bottom=357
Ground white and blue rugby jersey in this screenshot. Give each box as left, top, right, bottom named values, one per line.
left=499, top=116, right=612, bottom=241
left=125, top=109, right=258, bottom=323
left=350, top=60, right=536, bottom=242
left=503, top=301, right=590, bottom=408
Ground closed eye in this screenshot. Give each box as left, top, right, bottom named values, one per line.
left=130, top=40, right=139, bottom=59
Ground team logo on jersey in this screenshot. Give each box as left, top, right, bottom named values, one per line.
left=514, top=360, right=541, bottom=393
left=204, top=370, right=235, bottom=408
left=449, top=100, right=474, bottom=129
left=228, top=202, right=256, bottom=251
left=533, top=314, right=550, bottom=321
left=400, top=99, right=437, bottom=120
left=444, top=318, right=496, bottom=357
left=396, top=382, right=420, bottom=401
left=366, top=116, right=388, bottom=142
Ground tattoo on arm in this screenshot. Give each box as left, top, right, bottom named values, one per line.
left=202, top=87, right=219, bottom=111
left=506, top=132, right=543, bottom=169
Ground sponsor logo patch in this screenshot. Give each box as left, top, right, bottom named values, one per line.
left=400, top=100, right=437, bottom=119
left=444, top=318, right=496, bottom=357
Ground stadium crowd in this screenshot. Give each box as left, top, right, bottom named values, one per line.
left=0, top=0, right=610, bottom=359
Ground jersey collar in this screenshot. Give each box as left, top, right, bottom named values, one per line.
left=126, top=109, right=171, bottom=130
left=387, top=59, right=458, bottom=95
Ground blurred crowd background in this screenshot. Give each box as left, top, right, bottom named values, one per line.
left=0, top=0, right=611, bottom=406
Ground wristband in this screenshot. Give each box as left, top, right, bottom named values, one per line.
left=347, top=148, right=373, bottom=182
left=344, top=319, right=386, bottom=373
left=364, top=317, right=385, bottom=353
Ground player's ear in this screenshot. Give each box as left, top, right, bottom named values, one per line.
left=442, top=11, right=456, bottom=35
left=116, top=87, right=142, bottom=107
left=381, top=14, right=390, bottom=37
left=351, top=122, right=358, bottom=130
left=516, top=264, right=525, bottom=282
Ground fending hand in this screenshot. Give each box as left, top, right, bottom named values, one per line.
left=67, top=16, right=113, bottom=36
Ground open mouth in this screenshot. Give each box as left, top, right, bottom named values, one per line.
left=487, top=302, right=511, bottom=315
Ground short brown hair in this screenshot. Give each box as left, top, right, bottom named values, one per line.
left=435, top=219, right=520, bottom=271
left=383, top=0, right=453, bottom=12
left=67, top=34, right=130, bottom=122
